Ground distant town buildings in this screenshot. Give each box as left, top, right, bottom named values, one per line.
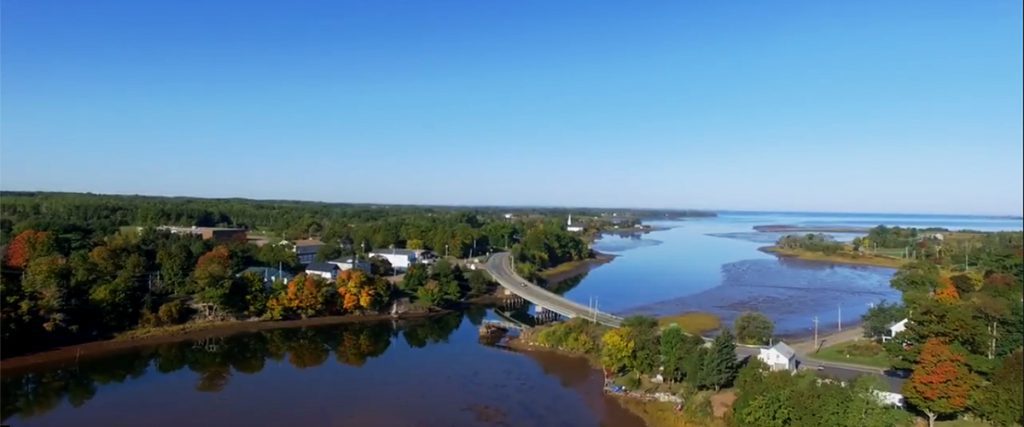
left=757, top=342, right=797, bottom=372
left=238, top=266, right=294, bottom=287
left=291, top=239, right=324, bottom=265
left=328, top=257, right=371, bottom=273
left=157, top=226, right=247, bottom=243
left=566, top=214, right=584, bottom=233
left=369, top=248, right=420, bottom=272
left=305, top=262, right=340, bottom=281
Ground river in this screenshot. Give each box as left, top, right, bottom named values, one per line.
left=2, top=212, right=1020, bottom=425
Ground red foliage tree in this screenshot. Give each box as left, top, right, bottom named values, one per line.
left=3, top=230, right=54, bottom=269
left=903, top=338, right=977, bottom=427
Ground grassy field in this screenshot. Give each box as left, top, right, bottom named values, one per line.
left=659, top=312, right=722, bottom=335
left=812, top=340, right=891, bottom=369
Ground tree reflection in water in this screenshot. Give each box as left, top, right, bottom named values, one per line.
left=1, top=313, right=464, bottom=421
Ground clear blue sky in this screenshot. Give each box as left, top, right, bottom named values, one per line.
left=2, top=1, right=1021, bottom=215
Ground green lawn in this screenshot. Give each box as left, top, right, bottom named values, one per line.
left=812, top=340, right=892, bottom=369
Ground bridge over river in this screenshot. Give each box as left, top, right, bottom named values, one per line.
left=482, top=252, right=623, bottom=327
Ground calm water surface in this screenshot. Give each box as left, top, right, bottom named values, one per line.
left=4, top=212, right=1020, bottom=425
left=565, top=212, right=1022, bottom=334
left=2, top=310, right=643, bottom=427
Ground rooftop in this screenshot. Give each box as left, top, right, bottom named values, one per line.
left=370, top=248, right=418, bottom=256
left=770, top=342, right=796, bottom=359
left=306, top=262, right=338, bottom=272
left=293, top=239, right=324, bottom=247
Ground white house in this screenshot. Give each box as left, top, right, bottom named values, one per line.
left=329, top=257, right=371, bottom=273
left=872, top=390, right=905, bottom=408
left=369, top=248, right=419, bottom=272
left=305, top=262, right=339, bottom=281
left=566, top=214, right=584, bottom=233
left=757, top=342, right=797, bottom=372
left=883, top=318, right=909, bottom=342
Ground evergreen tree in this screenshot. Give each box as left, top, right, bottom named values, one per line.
left=700, top=328, right=738, bottom=391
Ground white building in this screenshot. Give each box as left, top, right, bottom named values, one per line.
left=757, top=342, right=797, bottom=372
left=329, top=257, right=371, bottom=273
left=566, top=214, right=584, bottom=233
left=883, top=318, right=909, bottom=342
left=369, top=248, right=419, bottom=272
left=305, top=262, right=339, bottom=281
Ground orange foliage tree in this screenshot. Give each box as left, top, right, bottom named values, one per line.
left=934, top=277, right=960, bottom=303
left=3, top=230, right=54, bottom=269
left=336, top=269, right=391, bottom=313
left=902, top=338, right=977, bottom=427
left=266, top=273, right=331, bottom=319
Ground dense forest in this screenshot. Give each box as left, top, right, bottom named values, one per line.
left=0, top=192, right=627, bottom=357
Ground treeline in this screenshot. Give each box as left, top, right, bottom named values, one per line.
left=0, top=192, right=710, bottom=257
left=529, top=314, right=909, bottom=426
left=858, top=230, right=1024, bottom=426
left=775, top=233, right=843, bottom=254
left=0, top=223, right=498, bottom=357
left=511, top=222, right=590, bottom=279
left=1, top=313, right=467, bottom=421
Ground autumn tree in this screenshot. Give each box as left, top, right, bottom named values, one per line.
left=3, top=230, right=56, bottom=269
left=934, top=277, right=960, bottom=304
left=622, top=315, right=659, bottom=377
left=336, top=269, right=390, bottom=313
left=903, top=338, right=978, bottom=427
left=266, top=274, right=331, bottom=319
left=601, top=328, right=635, bottom=375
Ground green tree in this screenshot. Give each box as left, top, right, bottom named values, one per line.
left=973, top=350, right=1023, bottom=427
left=862, top=300, right=907, bottom=339
left=699, top=329, right=737, bottom=391
left=734, top=312, right=773, bottom=345
left=466, top=270, right=492, bottom=297
left=622, top=315, right=659, bottom=377
left=659, top=326, right=686, bottom=383
left=400, top=263, right=429, bottom=292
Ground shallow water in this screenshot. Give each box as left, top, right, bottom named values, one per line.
left=565, top=212, right=1021, bottom=334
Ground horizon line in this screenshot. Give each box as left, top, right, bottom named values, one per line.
left=2, top=188, right=1022, bottom=220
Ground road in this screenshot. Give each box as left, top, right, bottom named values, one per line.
left=483, top=252, right=623, bottom=327
left=483, top=253, right=904, bottom=392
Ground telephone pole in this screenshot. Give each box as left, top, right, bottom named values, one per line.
left=838, top=305, right=842, bottom=332
left=813, top=316, right=819, bottom=352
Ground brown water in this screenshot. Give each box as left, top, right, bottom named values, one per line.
left=1, top=308, right=643, bottom=427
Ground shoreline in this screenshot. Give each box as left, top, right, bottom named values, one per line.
left=753, top=224, right=870, bottom=233
left=539, top=250, right=616, bottom=286
left=0, top=311, right=446, bottom=374
left=760, top=246, right=905, bottom=269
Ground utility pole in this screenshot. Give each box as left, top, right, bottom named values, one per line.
left=838, top=305, right=842, bottom=332
left=594, top=296, right=599, bottom=323
left=813, top=316, right=819, bottom=352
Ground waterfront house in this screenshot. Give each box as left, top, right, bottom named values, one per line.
left=306, top=262, right=339, bottom=281
left=757, top=342, right=797, bottom=372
